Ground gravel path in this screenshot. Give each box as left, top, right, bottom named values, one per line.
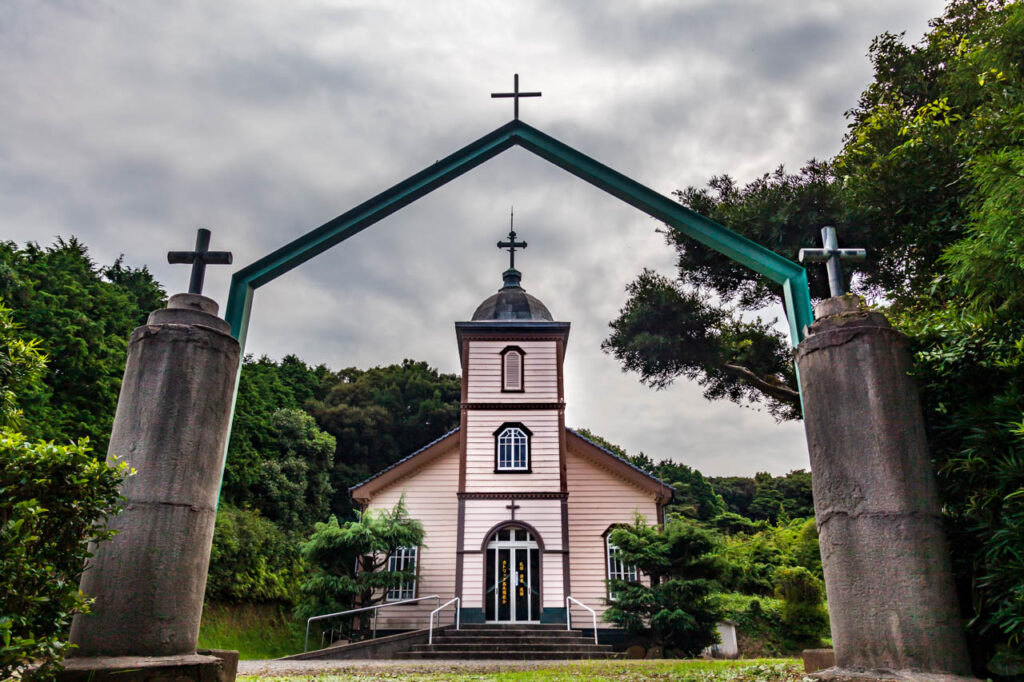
left=238, top=658, right=562, bottom=677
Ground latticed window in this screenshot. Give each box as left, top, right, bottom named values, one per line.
left=606, top=540, right=638, bottom=601
left=501, top=347, right=524, bottom=392
left=496, top=426, right=530, bottom=471
left=386, top=546, right=417, bottom=601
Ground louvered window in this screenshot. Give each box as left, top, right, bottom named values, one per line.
left=502, top=347, right=524, bottom=392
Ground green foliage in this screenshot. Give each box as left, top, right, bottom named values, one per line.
left=0, top=432, right=130, bottom=680
left=773, top=566, right=829, bottom=650
left=247, top=409, right=336, bottom=534
left=224, top=354, right=331, bottom=519
left=0, top=239, right=165, bottom=449
left=205, top=505, right=305, bottom=605
left=602, top=270, right=799, bottom=420
left=893, top=304, right=1024, bottom=672
left=718, top=593, right=795, bottom=657
left=716, top=519, right=822, bottom=596
left=604, top=515, right=722, bottom=655
left=711, top=471, right=814, bottom=523
left=297, top=497, right=424, bottom=637
left=0, top=300, right=46, bottom=428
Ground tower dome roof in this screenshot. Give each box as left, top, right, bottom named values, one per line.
left=471, top=269, right=553, bottom=322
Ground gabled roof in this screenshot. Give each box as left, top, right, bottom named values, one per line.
left=349, top=425, right=674, bottom=506
left=349, top=427, right=460, bottom=503
left=565, top=428, right=675, bottom=504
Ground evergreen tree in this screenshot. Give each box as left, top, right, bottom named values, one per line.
left=297, top=498, right=424, bottom=639
left=604, top=515, right=722, bottom=656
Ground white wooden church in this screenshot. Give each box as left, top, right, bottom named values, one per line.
left=349, top=235, right=674, bottom=632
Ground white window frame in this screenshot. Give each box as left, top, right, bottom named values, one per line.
left=385, top=546, right=418, bottom=602
left=606, top=539, right=638, bottom=601
left=496, top=426, right=530, bottom=471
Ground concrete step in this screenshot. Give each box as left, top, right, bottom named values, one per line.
left=440, top=628, right=585, bottom=637
left=428, top=635, right=588, bottom=645
left=394, top=650, right=622, bottom=660
left=409, top=643, right=615, bottom=653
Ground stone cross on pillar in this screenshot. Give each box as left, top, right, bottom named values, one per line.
left=65, top=287, right=241, bottom=682
left=797, top=296, right=976, bottom=680
left=798, top=226, right=866, bottom=297
left=167, top=228, right=233, bottom=295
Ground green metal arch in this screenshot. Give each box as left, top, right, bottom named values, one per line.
left=224, top=119, right=813, bottom=349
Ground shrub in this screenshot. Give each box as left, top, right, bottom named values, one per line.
left=205, top=504, right=306, bottom=605
left=0, top=433, right=129, bottom=680
left=773, top=566, right=829, bottom=649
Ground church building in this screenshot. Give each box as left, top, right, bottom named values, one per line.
left=349, top=231, right=674, bottom=631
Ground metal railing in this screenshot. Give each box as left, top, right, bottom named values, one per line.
left=566, top=596, right=599, bottom=645
left=428, top=597, right=460, bottom=645
left=304, top=595, right=441, bottom=652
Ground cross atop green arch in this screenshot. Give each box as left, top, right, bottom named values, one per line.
left=223, top=119, right=814, bottom=349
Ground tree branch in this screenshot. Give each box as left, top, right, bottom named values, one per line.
left=721, top=362, right=801, bottom=405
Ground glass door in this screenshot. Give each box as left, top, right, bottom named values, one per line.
left=484, top=526, right=540, bottom=622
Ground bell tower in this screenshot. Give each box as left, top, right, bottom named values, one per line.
left=452, top=225, right=572, bottom=623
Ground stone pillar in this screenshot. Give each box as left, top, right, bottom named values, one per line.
left=796, top=295, right=974, bottom=681
left=63, top=293, right=239, bottom=682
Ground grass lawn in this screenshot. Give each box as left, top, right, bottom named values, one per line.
left=199, top=602, right=305, bottom=660
left=238, top=658, right=803, bottom=681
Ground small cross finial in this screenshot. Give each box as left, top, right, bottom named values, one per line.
left=167, top=228, right=233, bottom=295
left=497, top=210, right=527, bottom=271
left=491, top=73, right=541, bottom=120
left=798, top=226, right=866, bottom=297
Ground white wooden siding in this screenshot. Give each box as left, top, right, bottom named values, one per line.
left=466, top=340, right=558, bottom=402
left=365, top=443, right=459, bottom=630
left=543, top=554, right=565, bottom=608
left=565, top=445, right=659, bottom=628
left=462, top=498, right=563, bottom=552
left=464, top=411, right=561, bottom=491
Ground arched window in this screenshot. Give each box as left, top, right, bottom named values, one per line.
left=494, top=423, right=531, bottom=472
left=605, top=538, right=638, bottom=601
left=500, top=346, right=525, bottom=392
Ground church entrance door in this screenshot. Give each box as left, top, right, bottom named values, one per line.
left=485, top=526, right=540, bottom=623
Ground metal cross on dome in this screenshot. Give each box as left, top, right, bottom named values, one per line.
left=798, top=226, right=866, bottom=297
left=497, top=209, right=527, bottom=270
left=491, top=73, right=541, bottom=120
left=168, top=228, right=233, bottom=295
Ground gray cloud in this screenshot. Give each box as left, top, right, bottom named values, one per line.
left=0, top=0, right=945, bottom=476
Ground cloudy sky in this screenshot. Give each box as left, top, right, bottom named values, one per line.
left=1, top=1, right=944, bottom=476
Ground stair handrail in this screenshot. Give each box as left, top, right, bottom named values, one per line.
left=427, top=596, right=460, bottom=645
left=566, top=595, right=599, bottom=645
left=304, top=594, right=441, bottom=652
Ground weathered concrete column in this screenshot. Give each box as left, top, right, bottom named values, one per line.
left=796, top=295, right=974, bottom=681
left=64, top=293, right=239, bottom=681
